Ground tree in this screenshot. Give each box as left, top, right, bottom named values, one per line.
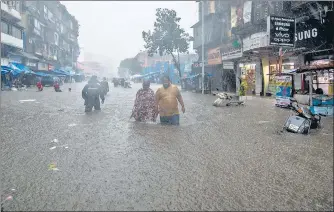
left=142, top=8, right=191, bottom=80
left=119, top=58, right=142, bottom=75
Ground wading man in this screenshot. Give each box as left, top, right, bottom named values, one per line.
left=82, top=76, right=105, bottom=112
left=155, top=75, right=185, bottom=125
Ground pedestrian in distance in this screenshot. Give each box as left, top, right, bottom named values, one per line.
left=155, top=75, right=185, bottom=125
left=82, top=75, right=105, bottom=112
left=100, top=77, right=110, bottom=96
left=130, top=79, right=157, bottom=122
left=36, top=79, right=43, bottom=91
left=54, top=80, right=62, bottom=92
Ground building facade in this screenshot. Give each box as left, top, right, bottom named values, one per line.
left=231, top=1, right=333, bottom=96
left=18, top=1, right=80, bottom=71
left=192, top=0, right=238, bottom=93
left=192, top=0, right=334, bottom=95
left=1, top=1, right=25, bottom=65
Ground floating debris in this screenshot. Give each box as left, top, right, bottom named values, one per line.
left=68, top=123, right=77, bottom=127
left=19, top=99, right=36, bottom=103
left=49, top=146, right=57, bottom=150
left=48, top=163, right=59, bottom=171
left=58, top=109, right=65, bottom=112
left=5, top=196, right=12, bottom=201
left=51, top=139, right=59, bottom=143
left=258, top=121, right=270, bottom=124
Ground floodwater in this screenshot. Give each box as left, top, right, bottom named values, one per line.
left=0, top=82, right=333, bottom=211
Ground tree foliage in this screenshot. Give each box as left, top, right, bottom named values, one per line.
left=142, top=8, right=191, bottom=78
left=119, top=58, right=142, bottom=75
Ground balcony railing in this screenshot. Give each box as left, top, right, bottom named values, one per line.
left=1, top=32, right=23, bottom=49
left=1, top=1, right=21, bottom=21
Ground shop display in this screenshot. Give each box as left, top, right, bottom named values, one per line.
left=275, top=75, right=293, bottom=107
left=241, top=64, right=256, bottom=95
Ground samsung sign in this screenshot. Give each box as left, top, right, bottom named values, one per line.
left=294, top=19, right=326, bottom=50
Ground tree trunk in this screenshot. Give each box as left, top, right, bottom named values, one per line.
left=170, top=52, right=183, bottom=87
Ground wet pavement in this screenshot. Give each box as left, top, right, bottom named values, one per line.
left=1, top=82, right=333, bottom=211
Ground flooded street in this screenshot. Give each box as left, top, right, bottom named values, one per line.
left=1, top=82, right=333, bottom=211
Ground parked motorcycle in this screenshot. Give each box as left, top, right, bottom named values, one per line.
left=283, top=98, right=321, bottom=134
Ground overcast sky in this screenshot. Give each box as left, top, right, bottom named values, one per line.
left=61, top=1, right=198, bottom=70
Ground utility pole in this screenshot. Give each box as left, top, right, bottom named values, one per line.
left=201, top=0, right=205, bottom=94
left=70, top=48, right=74, bottom=90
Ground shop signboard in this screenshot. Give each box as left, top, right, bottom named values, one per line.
left=223, top=62, right=234, bottom=70
left=231, top=6, right=237, bottom=28
left=294, top=19, right=327, bottom=50
left=192, top=62, right=203, bottom=68
left=275, top=75, right=292, bottom=107
left=48, top=64, right=54, bottom=71
left=268, top=16, right=296, bottom=47
left=221, top=46, right=242, bottom=61
left=242, top=32, right=268, bottom=52
left=243, top=1, right=252, bottom=24
left=207, top=47, right=222, bottom=65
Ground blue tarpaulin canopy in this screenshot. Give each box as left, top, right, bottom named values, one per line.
left=10, top=62, right=34, bottom=75
left=33, top=72, right=52, bottom=77
left=183, top=74, right=200, bottom=79
left=1, top=66, right=13, bottom=75
left=141, top=71, right=160, bottom=78
left=51, top=69, right=69, bottom=76
left=63, top=67, right=75, bottom=76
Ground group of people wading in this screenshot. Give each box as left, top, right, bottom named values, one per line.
left=82, top=75, right=185, bottom=125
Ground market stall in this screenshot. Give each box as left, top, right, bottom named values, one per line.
left=294, top=59, right=334, bottom=116
left=268, top=69, right=295, bottom=107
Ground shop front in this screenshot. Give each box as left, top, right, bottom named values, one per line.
left=267, top=56, right=298, bottom=95
left=241, top=31, right=269, bottom=95
left=220, top=43, right=242, bottom=93
left=207, top=47, right=222, bottom=93
left=238, top=63, right=257, bottom=95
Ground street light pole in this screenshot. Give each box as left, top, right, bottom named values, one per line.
left=201, top=0, right=205, bottom=94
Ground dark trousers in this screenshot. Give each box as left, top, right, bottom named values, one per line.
left=85, top=96, right=101, bottom=112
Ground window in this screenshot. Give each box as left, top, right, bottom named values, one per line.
left=54, top=33, right=59, bottom=45
left=48, top=11, right=55, bottom=23
left=12, top=26, right=22, bottom=39
left=70, top=21, right=73, bottom=30
left=1, top=21, right=9, bottom=34
left=44, top=5, right=48, bottom=14
left=34, top=19, right=41, bottom=30
left=4, top=1, right=20, bottom=12
left=60, top=24, right=64, bottom=33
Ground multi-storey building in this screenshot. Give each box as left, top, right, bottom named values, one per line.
left=1, top=1, right=26, bottom=65
left=231, top=1, right=333, bottom=96
left=192, top=0, right=333, bottom=94
left=21, top=1, right=79, bottom=71
left=192, top=0, right=237, bottom=92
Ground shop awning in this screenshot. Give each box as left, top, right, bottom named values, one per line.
left=10, top=62, right=35, bottom=75
left=183, top=74, right=200, bottom=79
left=1, top=66, right=13, bottom=75
left=140, top=71, right=161, bottom=78
left=51, top=69, right=71, bottom=76
left=33, top=72, right=52, bottom=77
left=296, top=60, right=334, bottom=73
left=267, top=69, right=298, bottom=76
